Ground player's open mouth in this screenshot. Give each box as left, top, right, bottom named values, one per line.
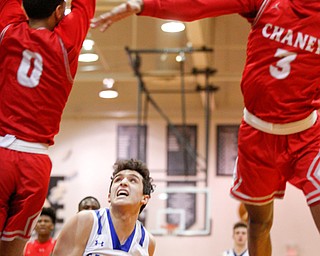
left=117, top=189, right=129, bottom=197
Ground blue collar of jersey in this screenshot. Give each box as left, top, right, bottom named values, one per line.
left=107, top=209, right=136, bottom=252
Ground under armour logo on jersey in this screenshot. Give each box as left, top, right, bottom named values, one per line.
left=94, top=240, right=104, bottom=247
left=272, top=2, right=280, bottom=10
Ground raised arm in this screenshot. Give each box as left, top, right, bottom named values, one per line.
left=91, top=0, right=142, bottom=32
left=91, top=0, right=263, bottom=32
left=0, top=0, right=26, bottom=31
left=52, top=211, right=93, bottom=256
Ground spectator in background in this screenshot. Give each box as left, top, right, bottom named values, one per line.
left=23, top=207, right=56, bottom=256
left=78, top=196, right=101, bottom=211
left=222, top=222, right=249, bottom=256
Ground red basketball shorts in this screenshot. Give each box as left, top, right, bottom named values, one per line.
left=0, top=148, right=52, bottom=241
left=231, top=117, right=320, bottom=206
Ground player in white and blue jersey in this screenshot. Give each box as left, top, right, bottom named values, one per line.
left=52, top=159, right=156, bottom=256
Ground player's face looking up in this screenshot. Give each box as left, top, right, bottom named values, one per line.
left=108, top=170, right=149, bottom=210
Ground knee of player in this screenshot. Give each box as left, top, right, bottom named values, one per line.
left=248, top=217, right=273, bottom=236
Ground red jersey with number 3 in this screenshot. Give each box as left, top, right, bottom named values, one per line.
left=141, top=0, right=320, bottom=123
left=0, top=0, right=95, bottom=145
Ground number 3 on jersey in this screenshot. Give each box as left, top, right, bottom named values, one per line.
left=269, top=48, right=297, bottom=80
left=17, top=49, right=43, bottom=88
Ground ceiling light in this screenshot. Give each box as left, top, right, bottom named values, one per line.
left=175, top=52, right=185, bottom=62
left=160, top=52, right=168, bottom=62
left=79, top=39, right=99, bottom=62
left=161, top=21, right=185, bottom=33
left=99, top=78, right=118, bottom=99
left=99, top=89, right=118, bottom=99
left=78, top=53, right=99, bottom=62
left=82, top=39, right=94, bottom=51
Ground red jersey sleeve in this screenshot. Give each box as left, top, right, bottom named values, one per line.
left=54, top=0, right=95, bottom=76
left=0, top=0, right=26, bottom=31
left=141, top=0, right=264, bottom=21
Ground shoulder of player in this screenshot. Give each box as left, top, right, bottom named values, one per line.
left=76, top=209, right=95, bottom=224
left=60, top=210, right=94, bottom=236
left=53, top=211, right=94, bottom=254
left=147, top=231, right=156, bottom=256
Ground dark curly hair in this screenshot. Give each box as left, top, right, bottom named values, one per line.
left=109, top=159, right=155, bottom=213
left=23, top=0, right=65, bottom=19
left=41, top=207, right=56, bottom=225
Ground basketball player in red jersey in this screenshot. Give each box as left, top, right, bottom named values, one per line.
left=23, top=207, right=57, bottom=256
left=91, top=0, right=320, bottom=255
left=0, top=0, right=95, bottom=255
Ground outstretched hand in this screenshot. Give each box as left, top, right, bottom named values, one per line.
left=91, top=0, right=143, bottom=32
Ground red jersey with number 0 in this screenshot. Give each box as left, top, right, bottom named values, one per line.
left=142, top=0, right=320, bottom=123
left=0, top=0, right=95, bottom=145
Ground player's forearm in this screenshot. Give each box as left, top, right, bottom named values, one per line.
left=140, top=0, right=257, bottom=21
left=90, top=0, right=142, bottom=31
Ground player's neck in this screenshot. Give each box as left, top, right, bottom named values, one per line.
left=28, top=18, right=55, bottom=31
left=233, top=244, right=247, bottom=255
left=37, top=234, right=51, bottom=244
left=110, top=207, right=139, bottom=225
left=109, top=208, right=139, bottom=243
